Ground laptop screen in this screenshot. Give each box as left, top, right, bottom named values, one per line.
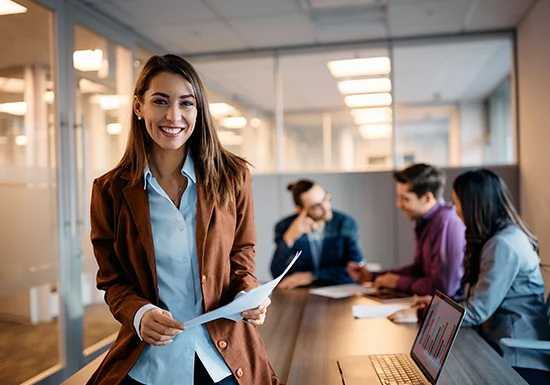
left=410, top=291, right=465, bottom=384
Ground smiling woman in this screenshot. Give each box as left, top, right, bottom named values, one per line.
left=88, top=54, right=279, bottom=385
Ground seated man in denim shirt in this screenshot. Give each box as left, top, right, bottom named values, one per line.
left=271, top=179, right=363, bottom=290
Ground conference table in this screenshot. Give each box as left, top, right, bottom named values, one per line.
left=64, top=288, right=527, bottom=384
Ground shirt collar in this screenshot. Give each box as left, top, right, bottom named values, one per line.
left=143, top=150, right=196, bottom=190
left=418, top=198, right=445, bottom=222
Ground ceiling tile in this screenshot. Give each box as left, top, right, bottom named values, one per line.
left=227, top=13, right=317, bottom=48
left=466, top=0, right=536, bottom=30
left=144, top=22, right=248, bottom=54
left=107, top=0, right=219, bottom=25
left=205, top=0, right=299, bottom=18
left=388, top=0, right=474, bottom=37
left=315, top=24, right=388, bottom=43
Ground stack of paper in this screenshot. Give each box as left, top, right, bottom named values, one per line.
left=309, top=283, right=377, bottom=299
left=351, top=304, right=411, bottom=319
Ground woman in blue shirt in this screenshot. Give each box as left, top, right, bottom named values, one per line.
left=88, top=55, right=278, bottom=385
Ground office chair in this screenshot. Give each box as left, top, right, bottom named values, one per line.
left=500, top=294, right=550, bottom=354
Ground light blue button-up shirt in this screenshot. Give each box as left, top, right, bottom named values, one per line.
left=129, top=152, right=232, bottom=384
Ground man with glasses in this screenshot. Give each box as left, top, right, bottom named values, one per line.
left=271, top=179, right=364, bottom=290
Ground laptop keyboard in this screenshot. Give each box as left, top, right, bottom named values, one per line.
left=369, top=354, right=427, bottom=385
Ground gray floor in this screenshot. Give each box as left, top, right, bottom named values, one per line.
left=0, top=304, right=120, bottom=385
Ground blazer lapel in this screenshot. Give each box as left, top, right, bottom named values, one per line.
left=122, top=181, right=158, bottom=290
left=319, top=219, right=333, bottom=267
left=195, top=169, right=214, bottom=273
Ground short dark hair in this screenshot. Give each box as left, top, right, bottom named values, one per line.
left=392, top=163, right=446, bottom=199
left=287, top=179, right=315, bottom=207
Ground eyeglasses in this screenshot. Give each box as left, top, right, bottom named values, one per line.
left=308, top=192, right=332, bottom=214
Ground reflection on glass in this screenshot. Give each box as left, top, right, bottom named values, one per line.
left=393, top=37, right=515, bottom=168
left=195, top=57, right=276, bottom=173
left=74, top=25, right=131, bottom=352
left=0, top=1, right=60, bottom=384
left=282, top=48, right=393, bottom=172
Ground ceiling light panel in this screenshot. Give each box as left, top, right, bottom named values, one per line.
left=351, top=107, right=392, bottom=124
left=338, top=78, right=391, bottom=95
left=359, top=124, right=392, bottom=139
left=222, top=116, right=247, bottom=129
left=0, top=0, right=27, bottom=16
left=73, top=50, right=103, bottom=72
left=327, top=57, right=391, bottom=78
left=344, top=93, right=392, bottom=108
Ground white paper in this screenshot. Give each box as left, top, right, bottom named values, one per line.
left=184, top=251, right=302, bottom=328
left=309, top=283, right=377, bottom=299
left=352, top=304, right=411, bottom=319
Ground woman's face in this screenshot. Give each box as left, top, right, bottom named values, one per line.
left=134, top=71, right=198, bottom=154
left=452, top=190, right=464, bottom=223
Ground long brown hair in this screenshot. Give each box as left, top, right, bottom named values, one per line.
left=116, top=54, right=249, bottom=206
left=453, top=169, right=538, bottom=289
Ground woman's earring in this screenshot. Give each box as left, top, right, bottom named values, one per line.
left=137, top=116, right=142, bottom=120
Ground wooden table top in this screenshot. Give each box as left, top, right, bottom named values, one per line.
left=63, top=288, right=527, bottom=385
left=283, top=292, right=527, bottom=385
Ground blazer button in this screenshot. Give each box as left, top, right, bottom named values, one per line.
left=201, top=275, right=207, bottom=284
left=218, top=340, right=227, bottom=349
left=235, top=368, right=244, bottom=378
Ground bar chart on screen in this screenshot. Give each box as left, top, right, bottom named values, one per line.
left=418, top=310, right=456, bottom=365
left=411, top=295, right=464, bottom=379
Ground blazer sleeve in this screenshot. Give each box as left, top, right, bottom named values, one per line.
left=91, top=179, right=151, bottom=332
left=270, top=219, right=300, bottom=278
left=229, top=169, right=259, bottom=297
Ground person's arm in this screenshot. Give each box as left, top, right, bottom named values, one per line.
left=271, top=220, right=301, bottom=278
left=229, top=169, right=259, bottom=298
left=461, top=236, right=521, bottom=327
left=394, top=219, right=465, bottom=296
left=91, top=180, right=152, bottom=332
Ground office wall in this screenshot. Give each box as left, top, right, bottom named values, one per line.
left=517, top=0, right=550, bottom=288
left=253, top=166, right=518, bottom=282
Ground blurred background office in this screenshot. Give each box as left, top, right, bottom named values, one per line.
left=0, top=0, right=549, bottom=384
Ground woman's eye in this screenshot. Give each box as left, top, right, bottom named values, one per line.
left=182, top=100, right=194, bottom=107
left=153, top=99, right=167, bottom=105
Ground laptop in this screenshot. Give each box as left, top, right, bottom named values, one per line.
left=337, top=291, right=465, bottom=385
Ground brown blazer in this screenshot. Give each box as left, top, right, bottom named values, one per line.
left=87, top=166, right=279, bottom=385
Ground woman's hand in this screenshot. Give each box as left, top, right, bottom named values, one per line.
left=387, top=295, right=433, bottom=324
left=141, top=308, right=186, bottom=346
left=241, top=296, right=271, bottom=326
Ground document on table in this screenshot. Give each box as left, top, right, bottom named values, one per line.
left=184, top=251, right=302, bottom=329
left=309, top=283, right=377, bottom=299
left=352, top=304, right=411, bottom=319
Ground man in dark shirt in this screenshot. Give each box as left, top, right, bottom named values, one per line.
left=271, top=179, right=363, bottom=290
left=348, top=164, right=465, bottom=297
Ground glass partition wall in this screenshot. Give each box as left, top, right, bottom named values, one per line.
left=192, top=34, right=516, bottom=173
left=0, top=1, right=158, bottom=384
left=0, top=2, right=518, bottom=383
left=0, top=2, right=60, bottom=384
